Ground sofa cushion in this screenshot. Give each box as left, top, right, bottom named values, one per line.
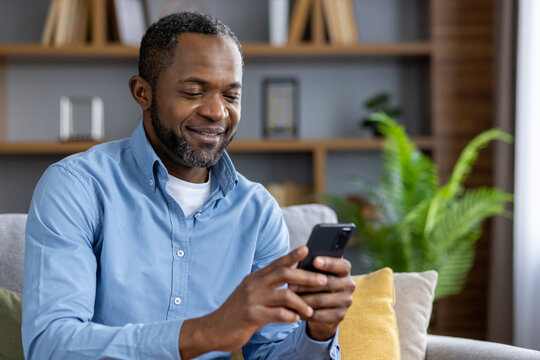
left=426, top=334, right=540, bottom=360
left=394, top=271, right=438, bottom=360
left=0, top=214, right=27, bottom=293
left=281, top=204, right=338, bottom=250
left=341, top=267, right=400, bottom=359
left=0, top=286, right=24, bottom=360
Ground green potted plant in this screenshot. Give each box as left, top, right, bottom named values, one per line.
left=325, top=113, right=513, bottom=299
left=359, top=92, right=402, bottom=136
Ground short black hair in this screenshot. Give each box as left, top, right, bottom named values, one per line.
left=139, top=11, right=242, bottom=89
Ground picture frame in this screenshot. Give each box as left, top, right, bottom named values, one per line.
left=59, top=96, right=104, bottom=141
left=262, top=78, right=299, bottom=138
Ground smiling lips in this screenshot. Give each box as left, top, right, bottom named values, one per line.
left=187, top=127, right=225, bottom=144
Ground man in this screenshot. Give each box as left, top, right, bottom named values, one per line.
left=22, top=12, right=354, bottom=359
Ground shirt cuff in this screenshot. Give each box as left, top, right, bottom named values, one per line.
left=299, top=322, right=341, bottom=359
left=138, top=319, right=184, bottom=360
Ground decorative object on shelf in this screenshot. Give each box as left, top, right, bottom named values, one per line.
left=288, top=0, right=313, bottom=44
left=288, top=0, right=358, bottom=45
left=359, top=92, right=402, bottom=137
left=266, top=181, right=312, bottom=206
left=111, top=0, right=148, bottom=46
left=269, top=0, right=289, bottom=46
left=42, top=0, right=91, bottom=46
left=323, top=114, right=513, bottom=300
left=321, top=0, right=358, bottom=45
left=59, top=96, right=104, bottom=141
left=262, top=78, right=299, bottom=139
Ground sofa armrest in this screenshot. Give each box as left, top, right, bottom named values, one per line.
left=425, top=334, right=540, bottom=360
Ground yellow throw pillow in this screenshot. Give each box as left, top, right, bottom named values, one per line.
left=339, top=267, right=401, bottom=360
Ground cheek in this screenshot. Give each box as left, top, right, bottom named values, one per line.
left=166, top=101, right=196, bottom=124
left=229, top=104, right=241, bottom=124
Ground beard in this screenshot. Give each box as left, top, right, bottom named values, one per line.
left=149, top=97, right=234, bottom=168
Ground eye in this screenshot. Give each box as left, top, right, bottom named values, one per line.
left=224, top=93, right=241, bottom=102
left=183, top=91, right=203, bottom=98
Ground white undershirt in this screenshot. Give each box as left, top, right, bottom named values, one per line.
left=165, top=172, right=212, bottom=216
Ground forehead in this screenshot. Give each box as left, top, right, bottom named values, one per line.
left=164, top=33, right=243, bottom=82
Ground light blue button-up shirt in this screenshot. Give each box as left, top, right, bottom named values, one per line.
left=22, top=122, right=341, bottom=359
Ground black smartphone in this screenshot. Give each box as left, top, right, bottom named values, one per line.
left=296, top=223, right=355, bottom=274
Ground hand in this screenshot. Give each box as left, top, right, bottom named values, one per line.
left=289, top=256, right=356, bottom=341
left=178, top=246, right=327, bottom=359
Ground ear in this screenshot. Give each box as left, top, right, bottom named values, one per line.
left=129, top=75, right=152, bottom=111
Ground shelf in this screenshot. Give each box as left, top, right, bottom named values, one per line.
left=0, top=42, right=431, bottom=60
left=243, top=42, right=431, bottom=57
left=0, top=44, right=139, bottom=59
left=0, top=137, right=434, bottom=155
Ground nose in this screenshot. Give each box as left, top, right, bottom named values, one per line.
left=198, top=94, right=228, bottom=122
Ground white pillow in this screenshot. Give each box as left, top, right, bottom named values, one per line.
left=393, top=271, right=438, bottom=360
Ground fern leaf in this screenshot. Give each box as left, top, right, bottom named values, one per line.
left=369, top=113, right=438, bottom=218
left=440, top=129, right=513, bottom=200
left=434, top=230, right=478, bottom=299
left=425, top=188, right=513, bottom=273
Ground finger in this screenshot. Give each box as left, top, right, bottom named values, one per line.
left=255, top=306, right=301, bottom=324
left=260, top=266, right=328, bottom=289
left=312, top=257, right=351, bottom=277
left=292, top=276, right=355, bottom=294
left=256, top=246, right=309, bottom=278
left=300, top=292, right=353, bottom=310
left=266, top=289, right=314, bottom=319
left=309, top=308, right=348, bottom=324
left=254, top=246, right=327, bottom=288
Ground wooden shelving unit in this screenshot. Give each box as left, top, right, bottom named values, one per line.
left=0, top=137, right=434, bottom=154
left=0, top=137, right=434, bottom=194
left=0, top=42, right=431, bottom=59
left=0, top=40, right=432, bottom=197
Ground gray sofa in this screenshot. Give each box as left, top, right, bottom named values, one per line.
left=2, top=208, right=539, bottom=360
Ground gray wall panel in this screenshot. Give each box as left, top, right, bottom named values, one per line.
left=6, top=60, right=141, bottom=141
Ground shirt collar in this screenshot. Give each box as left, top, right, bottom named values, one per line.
left=128, top=120, right=165, bottom=184
left=128, top=120, right=238, bottom=195
left=212, top=150, right=239, bottom=196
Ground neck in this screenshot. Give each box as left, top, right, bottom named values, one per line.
left=167, top=163, right=210, bottom=183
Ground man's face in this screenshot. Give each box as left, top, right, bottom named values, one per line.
left=148, top=33, right=243, bottom=169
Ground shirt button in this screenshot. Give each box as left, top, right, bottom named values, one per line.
left=177, top=249, right=185, bottom=257
left=149, top=179, right=154, bottom=186
left=194, top=213, right=201, bottom=218
left=174, top=297, right=182, bottom=305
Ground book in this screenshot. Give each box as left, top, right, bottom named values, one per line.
left=65, top=0, right=79, bottom=45
left=321, top=0, right=343, bottom=45
left=269, top=0, right=290, bottom=46
left=54, top=0, right=71, bottom=46
left=77, top=0, right=90, bottom=44
left=321, top=0, right=358, bottom=45
left=336, top=0, right=351, bottom=44
left=336, top=0, right=358, bottom=45
left=41, top=0, right=60, bottom=45
left=288, top=0, right=314, bottom=44
left=113, top=0, right=147, bottom=46
left=343, top=0, right=359, bottom=43
left=310, top=0, right=326, bottom=45
left=91, top=0, right=107, bottom=45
